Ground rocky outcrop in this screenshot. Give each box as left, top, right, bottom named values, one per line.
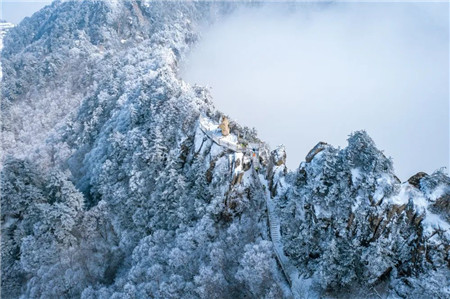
left=272, top=145, right=287, bottom=166
left=218, top=116, right=230, bottom=136
left=431, top=194, right=450, bottom=221
left=407, top=172, right=428, bottom=188
left=305, top=141, right=328, bottom=163
left=242, top=156, right=252, bottom=171
left=231, top=171, right=244, bottom=185
left=267, top=146, right=287, bottom=197
left=279, top=132, right=450, bottom=298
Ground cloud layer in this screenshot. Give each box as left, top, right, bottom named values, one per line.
left=181, top=2, right=449, bottom=180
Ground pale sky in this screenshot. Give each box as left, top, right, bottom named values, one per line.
left=1, top=0, right=52, bottom=24
left=181, top=2, right=449, bottom=180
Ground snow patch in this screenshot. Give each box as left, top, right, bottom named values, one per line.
left=389, top=184, right=411, bottom=205
left=428, top=185, right=446, bottom=202
left=199, top=115, right=243, bottom=152
left=423, top=212, right=450, bottom=238
left=412, top=194, right=428, bottom=213
left=209, top=143, right=223, bottom=157
left=234, top=152, right=243, bottom=172
left=351, top=168, right=362, bottom=186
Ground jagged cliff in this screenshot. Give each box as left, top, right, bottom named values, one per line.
left=1, top=1, right=449, bottom=298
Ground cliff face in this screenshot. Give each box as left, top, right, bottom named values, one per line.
left=1, top=2, right=448, bottom=298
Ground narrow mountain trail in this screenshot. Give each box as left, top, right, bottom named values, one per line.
left=199, top=115, right=297, bottom=293
left=254, top=170, right=292, bottom=285
left=254, top=170, right=318, bottom=298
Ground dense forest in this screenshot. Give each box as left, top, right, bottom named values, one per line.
left=1, top=1, right=449, bottom=298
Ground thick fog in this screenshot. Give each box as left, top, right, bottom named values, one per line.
left=181, top=2, right=449, bottom=180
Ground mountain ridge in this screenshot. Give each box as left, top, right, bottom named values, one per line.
left=1, top=1, right=449, bottom=298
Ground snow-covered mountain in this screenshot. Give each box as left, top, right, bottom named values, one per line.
left=1, top=1, right=449, bottom=298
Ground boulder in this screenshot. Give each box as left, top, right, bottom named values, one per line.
left=305, top=142, right=328, bottom=163
left=218, top=116, right=230, bottom=136
left=258, top=144, right=270, bottom=167
left=272, top=145, right=286, bottom=166
left=407, top=172, right=428, bottom=189
left=242, top=156, right=251, bottom=171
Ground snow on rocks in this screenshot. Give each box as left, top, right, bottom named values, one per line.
left=198, top=115, right=242, bottom=152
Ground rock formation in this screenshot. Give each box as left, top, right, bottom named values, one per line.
left=219, top=116, right=230, bottom=136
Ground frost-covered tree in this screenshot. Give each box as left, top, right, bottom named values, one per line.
left=2, top=1, right=449, bottom=298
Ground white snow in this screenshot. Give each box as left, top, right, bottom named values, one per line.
left=241, top=169, right=253, bottom=188
left=199, top=115, right=217, bottom=131
left=0, top=22, right=15, bottom=80
left=412, top=193, right=428, bottom=213
left=257, top=173, right=319, bottom=298
left=422, top=212, right=450, bottom=238
left=351, top=168, right=362, bottom=185
left=351, top=195, right=363, bottom=213
left=198, top=115, right=243, bottom=152
left=373, top=188, right=384, bottom=204
left=234, top=152, right=243, bottom=172
left=428, top=185, right=446, bottom=202
left=389, top=184, right=411, bottom=205
left=209, top=143, right=223, bottom=157
left=389, top=183, right=449, bottom=238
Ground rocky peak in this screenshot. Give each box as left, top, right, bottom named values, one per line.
left=305, top=141, right=328, bottom=163
left=407, top=171, right=428, bottom=189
